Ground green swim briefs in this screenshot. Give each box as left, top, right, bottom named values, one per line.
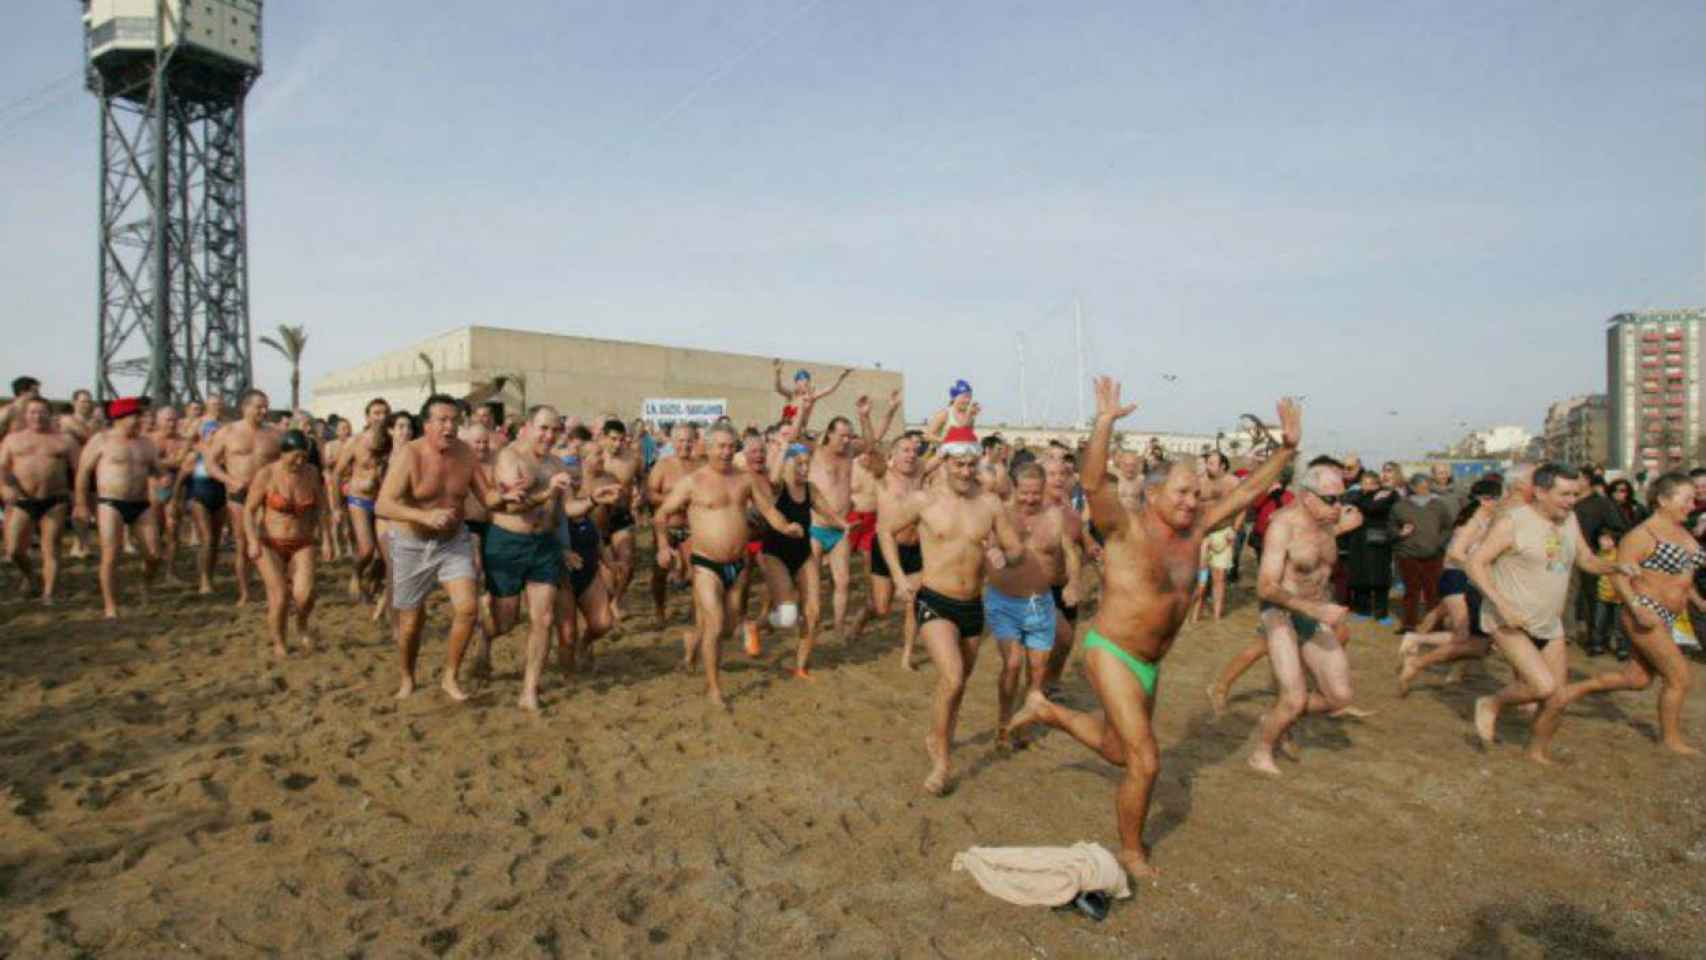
left=1083, top=628, right=1158, bottom=698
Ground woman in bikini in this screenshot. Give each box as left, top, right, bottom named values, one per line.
left=243, top=430, right=326, bottom=656
left=1529, top=472, right=1701, bottom=762
left=758, top=442, right=822, bottom=678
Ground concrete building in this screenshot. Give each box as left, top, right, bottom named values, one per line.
left=1607, top=308, right=1706, bottom=471
left=1542, top=395, right=1607, bottom=466
left=1448, top=425, right=1533, bottom=459
left=309, top=326, right=903, bottom=430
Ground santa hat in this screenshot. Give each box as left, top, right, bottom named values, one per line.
left=106, top=396, right=147, bottom=421
left=940, top=424, right=979, bottom=458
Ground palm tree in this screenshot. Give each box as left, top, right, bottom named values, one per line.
left=259, top=323, right=308, bottom=411
left=418, top=353, right=437, bottom=395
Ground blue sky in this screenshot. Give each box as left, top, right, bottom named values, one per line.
left=3, top=1, right=1702, bottom=460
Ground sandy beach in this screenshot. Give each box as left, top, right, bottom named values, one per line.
left=2, top=542, right=1703, bottom=958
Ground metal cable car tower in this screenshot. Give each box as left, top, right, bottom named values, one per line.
left=82, top=0, right=263, bottom=405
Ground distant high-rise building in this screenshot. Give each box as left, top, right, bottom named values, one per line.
left=1606, top=309, right=1706, bottom=471
left=1542, top=394, right=1608, bottom=467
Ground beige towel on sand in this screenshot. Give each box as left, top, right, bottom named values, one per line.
left=951, top=842, right=1133, bottom=907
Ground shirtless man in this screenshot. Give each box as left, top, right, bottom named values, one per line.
left=1113, top=451, right=1145, bottom=513
left=205, top=390, right=280, bottom=605
left=880, top=435, right=1026, bottom=795
left=1, top=396, right=79, bottom=602
left=1248, top=464, right=1368, bottom=775
left=483, top=406, right=611, bottom=709
left=148, top=406, right=190, bottom=580
left=321, top=416, right=355, bottom=559
left=59, top=389, right=102, bottom=444
left=1466, top=464, right=1633, bottom=754
left=1035, top=456, right=1092, bottom=688
left=376, top=394, right=511, bottom=702
left=74, top=398, right=164, bottom=619
left=654, top=423, right=803, bottom=709
left=647, top=422, right=701, bottom=627
left=460, top=422, right=497, bottom=670
left=330, top=398, right=392, bottom=600
left=58, top=389, right=103, bottom=558
left=1007, top=377, right=1300, bottom=878
left=848, top=391, right=904, bottom=579
left=1191, top=451, right=1240, bottom=622
left=979, top=434, right=1013, bottom=502
left=848, top=430, right=929, bottom=667
left=0, top=377, right=45, bottom=438
left=990, top=462, right=1083, bottom=746
left=809, top=404, right=879, bottom=637
left=596, top=418, right=643, bottom=619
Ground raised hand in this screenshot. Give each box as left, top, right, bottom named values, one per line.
left=1093, top=376, right=1137, bottom=422
left=855, top=395, right=872, bottom=418
left=887, top=389, right=903, bottom=410
left=1276, top=396, right=1302, bottom=448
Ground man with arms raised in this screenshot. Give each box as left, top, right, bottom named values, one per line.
left=330, top=397, right=392, bottom=601
left=1, top=396, right=79, bottom=603
left=1007, top=377, right=1300, bottom=878
left=655, top=423, right=803, bottom=710
left=990, top=462, right=1083, bottom=746
left=377, top=394, right=511, bottom=702
left=1248, top=463, right=1366, bottom=775
left=880, top=431, right=1026, bottom=796
left=74, top=398, right=165, bottom=619
left=205, top=390, right=281, bottom=605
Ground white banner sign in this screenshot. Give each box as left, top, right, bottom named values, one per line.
left=642, top=398, right=727, bottom=424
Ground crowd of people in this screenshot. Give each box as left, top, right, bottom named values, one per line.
left=1, top=365, right=1700, bottom=882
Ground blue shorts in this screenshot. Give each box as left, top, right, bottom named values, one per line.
left=983, top=586, right=1056, bottom=651
left=809, top=525, right=845, bottom=554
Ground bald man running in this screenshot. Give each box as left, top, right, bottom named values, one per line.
left=75, top=400, right=165, bottom=619
left=205, top=390, right=281, bottom=605
left=646, top=422, right=700, bottom=628
left=655, top=422, right=803, bottom=709
left=1248, top=464, right=1368, bottom=775
left=1008, top=377, right=1300, bottom=878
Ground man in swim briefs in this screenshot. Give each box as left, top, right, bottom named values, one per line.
left=1007, top=376, right=1301, bottom=879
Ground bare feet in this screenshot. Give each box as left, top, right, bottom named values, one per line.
left=1329, top=705, right=1377, bottom=719
left=199, top=580, right=214, bottom=596
left=1005, top=690, right=1051, bottom=736
left=395, top=677, right=416, bottom=699
left=744, top=622, right=761, bottom=657
left=1247, top=749, right=1282, bottom=776
left=922, top=735, right=949, bottom=796
left=1117, top=849, right=1160, bottom=880
left=1663, top=740, right=1702, bottom=758
left=271, top=642, right=288, bottom=658
left=517, top=689, right=540, bottom=711
left=1398, top=632, right=1421, bottom=659
left=790, top=667, right=815, bottom=682
left=1473, top=696, right=1498, bottom=746
left=441, top=672, right=469, bottom=702
left=104, top=607, right=118, bottom=620
left=1397, top=655, right=1421, bottom=697
left=900, top=651, right=917, bottom=672
left=707, top=689, right=729, bottom=712
left=1207, top=683, right=1229, bottom=719
left=1524, top=746, right=1556, bottom=766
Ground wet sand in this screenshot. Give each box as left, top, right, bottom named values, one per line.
left=2, top=544, right=1703, bottom=957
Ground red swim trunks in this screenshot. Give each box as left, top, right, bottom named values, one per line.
left=746, top=539, right=763, bottom=558
left=846, top=510, right=879, bottom=553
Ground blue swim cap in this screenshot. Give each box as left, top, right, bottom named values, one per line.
left=794, top=369, right=812, bottom=382
left=560, top=454, right=581, bottom=467
left=786, top=443, right=811, bottom=460
left=949, top=379, right=972, bottom=399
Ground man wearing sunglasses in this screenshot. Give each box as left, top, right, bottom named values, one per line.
left=1249, top=463, right=1366, bottom=776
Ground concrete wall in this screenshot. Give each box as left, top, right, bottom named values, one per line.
left=310, top=326, right=903, bottom=431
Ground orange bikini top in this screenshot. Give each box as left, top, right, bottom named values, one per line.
left=265, top=490, right=315, bottom=516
